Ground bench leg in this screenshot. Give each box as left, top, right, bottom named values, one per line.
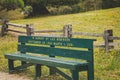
left=87, top=64, right=94, bottom=80
left=21, top=61, right=27, bottom=70
left=49, top=54, right=56, bottom=75
left=49, top=66, right=56, bottom=75
left=8, top=59, right=14, bottom=73
left=21, top=61, right=26, bottom=65
left=71, top=70, right=79, bottom=80
left=35, top=64, right=42, bottom=78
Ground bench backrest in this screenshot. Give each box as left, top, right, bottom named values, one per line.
left=18, top=36, right=95, bottom=62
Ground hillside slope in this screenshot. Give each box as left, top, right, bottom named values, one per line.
left=12, top=7, right=120, bottom=36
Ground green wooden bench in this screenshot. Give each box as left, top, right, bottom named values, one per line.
left=5, top=36, right=95, bottom=80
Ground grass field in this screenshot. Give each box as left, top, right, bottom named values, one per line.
left=0, top=7, right=120, bottom=80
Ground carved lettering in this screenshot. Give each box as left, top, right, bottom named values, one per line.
left=30, top=37, right=73, bottom=47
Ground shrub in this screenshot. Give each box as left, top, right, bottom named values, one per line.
left=71, top=5, right=81, bottom=13
left=22, top=6, right=33, bottom=16
left=0, top=9, right=25, bottom=20
left=58, top=6, right=72, bottom=14
left=48, top=7, right=58, bottom=15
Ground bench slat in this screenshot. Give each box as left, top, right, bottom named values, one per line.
left=18, top=36, right=95, bottom=49
left=5, top=54, right=88, bottom=70
left=18, top=45, right=92, bottom=61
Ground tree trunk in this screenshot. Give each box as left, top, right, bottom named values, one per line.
left=30, top=3, right=49, bottom=16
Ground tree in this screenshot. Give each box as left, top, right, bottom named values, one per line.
left=23, top=0, right=80, bottom=16
left=48, top=0, right=80, bottom=6
left=0, top=0, right=24, bottom=11
left=102, top=0, right=120, bottom=9
left=23, top=0, right=48, bottom=16
left=0, top=0, right=80, bottom=16
left=80, top=0, right=102, bottom=11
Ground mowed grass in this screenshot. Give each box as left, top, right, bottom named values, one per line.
left=0, top=7, right=120, bottom=80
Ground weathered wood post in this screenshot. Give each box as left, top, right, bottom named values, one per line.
left=26, top=24, right=34, bottom=36
left=0, top=20, right=9, bottom=37
left=0, top=25, right=4, bottom=37
left=63, top=24, right=72, bottom=38
left=68, top=24, right=72, bottom=38
left=104, top=29, right=113, bottom=53
left=63, top=25, right=68, bottom=37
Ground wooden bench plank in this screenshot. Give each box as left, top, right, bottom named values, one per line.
left=18, top=36, right=95, bottom=49
left=18, top=45, right=92, bottom=61
left=5, top=54, right=88, bottom=70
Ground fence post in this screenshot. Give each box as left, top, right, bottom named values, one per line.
left=104, top=29, right=113, bottom=53
left=26, top=24, right=34, bottom=36
left=0, top=26, right=4, bottom=37
left=63, top=25, right=68, bottom=37
left=0, top=20, right=9, bottom=37
left=68, top=24, right=72, bottom=38
left=63, top=24, right=72, bottom=38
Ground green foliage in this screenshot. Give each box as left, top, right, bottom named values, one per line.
left=0, top=0, right=120, bottom=16
left=0, top=0, right=25, bottom=19
left=106, top=51, right=120, bottom=70
left=48, top=7, right=58, bottom=15
left=22, top=0, right=81, bottom=16
left=71, top=5, right=81, bottom=13
left=48, top=5, right=81, bottom=15
left=0, top=0, right=24, bottom=11
left=102, top=0, right=120, bottom=9
left=48, top=0, right=80, bottom=6
left=22, top=6, right=33, bottom=15
left=0, top=9, right=25, bottom=20
left=58, top=6, right=72, bottom=14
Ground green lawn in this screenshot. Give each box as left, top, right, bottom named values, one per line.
left=0, top=7, right=120, bottom=80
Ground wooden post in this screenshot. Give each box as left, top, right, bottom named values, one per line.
left=0, top=20, right=9, bottom=37
left=63, top=25, right=68, bottom=37
left=3, top=20, right=9, bottom=33
left=26, top=24, right=34, bottom=36
left=108, top=30, right=114, bottom=49
left=104, top=29, right=113, bottom=53
left=63, top=24, right=72, bottom=38
left=68, top=24, right=72, bottom=38
left=0, top=26, right=5, bottom=37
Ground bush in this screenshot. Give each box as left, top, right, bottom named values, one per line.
left=48, top=5, right=82, bottom=15
left=22, top=6, right=33, bottom=16
left=58, top=6, right=72, bottom=14
left=48, top=7, right=58, bottom=15
left=48, top=0, right=80, bottom=6
left=71, top=5, right=81, bottom=13
left=0, top=9, right=25, bottom=20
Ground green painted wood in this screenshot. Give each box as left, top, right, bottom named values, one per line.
left=49, top=45, right=56, bottom=75
left=78, top=65, right=88, bottom=71
left=18, top=45, right=92, bottom=61
left=14, top=63, right=33, bottom=71
left=47, top=67, right=72, bottom=80
left=20, top=43, right=27, bottom=69
left=87, top=63, right=94, bottom=80
left=71, top=70, right=79, bottom=80
left=35, top=64, right=42, bottom=77
left=8, top=59, right=14, bottom=73
left=18, top=36, right=95, bottom=49
left=5, top=54, right=88, bottom=70
left=49, top=66, right=56, bottom=75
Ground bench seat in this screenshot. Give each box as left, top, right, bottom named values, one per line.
left=5, top=53, right=88, bottom=70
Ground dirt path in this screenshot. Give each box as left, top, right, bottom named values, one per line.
left=0, top=72, right=30, bottom=80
